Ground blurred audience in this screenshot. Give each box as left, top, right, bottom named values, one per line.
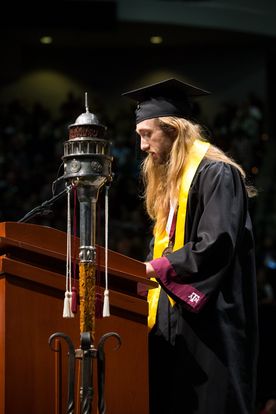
left=0, top=90, right=269, bottom=264
left=257, top=266, right=275, bottom=305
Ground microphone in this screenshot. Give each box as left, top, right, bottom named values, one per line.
left=18, top=183, right=70, bottom=223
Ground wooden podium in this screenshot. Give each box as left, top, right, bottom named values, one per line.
left=0, top=222, right=156, bottom=414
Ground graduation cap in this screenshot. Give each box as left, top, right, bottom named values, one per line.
left=122, top=78, right=210, bottom=124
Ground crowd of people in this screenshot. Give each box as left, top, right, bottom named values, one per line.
left=0, top=91, right=272, bottom=257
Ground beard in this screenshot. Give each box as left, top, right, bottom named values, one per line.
left=150, top=148, right=171, bottom=165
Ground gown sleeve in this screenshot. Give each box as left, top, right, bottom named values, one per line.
left=149, top=161, right=248, bottom=312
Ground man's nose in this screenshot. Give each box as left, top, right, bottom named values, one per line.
left=140, top=138, right=150, bottom=152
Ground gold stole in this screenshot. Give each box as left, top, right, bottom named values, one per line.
left=147, top=139, right=210, bottom=330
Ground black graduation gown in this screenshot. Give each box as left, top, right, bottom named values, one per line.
left=147, top=159, right=258, bottom=414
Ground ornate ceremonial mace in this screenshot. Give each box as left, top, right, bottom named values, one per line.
left=49, top=95, right=120, bottom=414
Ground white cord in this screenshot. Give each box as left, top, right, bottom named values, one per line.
left=103, top=185, right=110, bottom=317
left=63, top=185, right=74, bottom=318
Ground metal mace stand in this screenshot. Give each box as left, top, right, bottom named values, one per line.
left=49, top=97, right=121, bottom=414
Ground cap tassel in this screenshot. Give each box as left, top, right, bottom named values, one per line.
left=63, top=185, right=74, bottom=318
left=103, top=185, right=110, bottom=318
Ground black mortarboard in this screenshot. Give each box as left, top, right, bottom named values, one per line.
left=122, top=78, right=210, bottom=124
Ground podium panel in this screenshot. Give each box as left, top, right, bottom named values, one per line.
left=0, top=222, right=156, bottom=414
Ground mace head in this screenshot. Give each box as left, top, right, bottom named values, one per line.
left=68, top=92, right=106, bottom=139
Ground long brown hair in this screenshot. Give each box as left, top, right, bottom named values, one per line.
left=141, top=116, right=255, bottom=235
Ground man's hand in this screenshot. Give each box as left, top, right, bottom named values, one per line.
left=144, top=261, right=156, bottom=278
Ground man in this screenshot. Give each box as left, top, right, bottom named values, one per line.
left=123, top=78, right=258, bottom=414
